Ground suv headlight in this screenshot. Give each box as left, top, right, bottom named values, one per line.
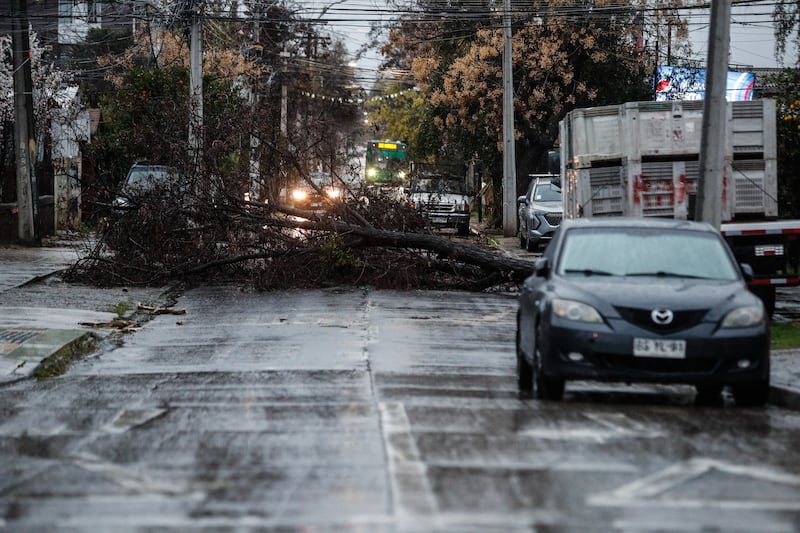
left=721, top=305, right=765, bottom=328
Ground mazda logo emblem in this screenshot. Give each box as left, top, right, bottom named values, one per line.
left=651, top=309, right=674, bottom=325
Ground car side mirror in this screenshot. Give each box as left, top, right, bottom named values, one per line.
left=534, top=257, right=550, bottom=277
left=517, top=195, right=527, bottom=205
left=740, top=263, right=754, bottom=282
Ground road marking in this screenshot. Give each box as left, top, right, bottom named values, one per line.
left=379, top=402, right=438, bottom=516
left=102, top=408, right=168, bottom=433
left=519, top=412, right=664, bottom=443
left=589, top=457, right=800, bottom=510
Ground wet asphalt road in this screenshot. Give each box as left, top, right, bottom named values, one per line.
left=1, top=285, right=800, bottom=531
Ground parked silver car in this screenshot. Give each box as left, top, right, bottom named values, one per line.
left=518, top=175, right=562, bottom=251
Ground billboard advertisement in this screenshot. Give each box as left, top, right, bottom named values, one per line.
left=655, top=66, right=755, bottom=101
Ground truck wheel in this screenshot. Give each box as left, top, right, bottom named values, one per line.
left=750, top=285, right=776, bottom=318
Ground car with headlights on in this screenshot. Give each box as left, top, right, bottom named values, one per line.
left=286, top=173, right=344, bottom=210
left=516, top=218, right=770, bottom=406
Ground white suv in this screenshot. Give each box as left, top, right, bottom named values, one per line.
left=517, top=175, right=562, bottom=251
left=408, top=174, right=471, bottom=236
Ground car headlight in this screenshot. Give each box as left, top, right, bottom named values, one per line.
left=292, top=189, right=307, bottom=201
left=398, top=171, right=406, bottom=179
left=367, top=168, right=377, bottom=178
left=721, top=305, right=765, bottom=328
left=326, top=188, right=341, bottom=199
left=552, top=298, right=603, bottom=323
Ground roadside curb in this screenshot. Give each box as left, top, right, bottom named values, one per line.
left=769, top=385, right=800, bottom=409
left=0, top=329, right=96, bottom=384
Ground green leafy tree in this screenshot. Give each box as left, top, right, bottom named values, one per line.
left=764, top=69, right=800, bottom=217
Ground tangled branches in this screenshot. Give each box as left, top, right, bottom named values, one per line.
left=68, top=179, right=533, bottom=292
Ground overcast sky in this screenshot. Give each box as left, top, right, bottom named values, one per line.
left=301, top=1, right=796, bottom=87
left=687, top=4, right=796, bottom=69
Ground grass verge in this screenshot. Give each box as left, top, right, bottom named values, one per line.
left=771, top=322, right=800, bottom=350
left=33, top=333, right=97, bottom=379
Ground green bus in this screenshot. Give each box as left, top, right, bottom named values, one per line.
left=365, top=140, right=409, bottom=185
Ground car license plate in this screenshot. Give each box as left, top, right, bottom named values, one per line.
left=430, top=216, right=447, bottom=224
left=633, top=338, right=686, bottom=359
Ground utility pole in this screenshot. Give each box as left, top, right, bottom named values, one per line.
left=696, top=1, right=730, bottom=229
left=249, top=21, right=261, bottom=201
left=11, top=0, right=39, bottom=245
left=280, top=43, right=289, bottom=138
left=188, top=0, right=203, bottom=173
left=501, top=0, right=516, bottom=236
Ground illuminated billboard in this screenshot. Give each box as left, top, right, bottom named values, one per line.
left=655, top=66, right=755, bottom=101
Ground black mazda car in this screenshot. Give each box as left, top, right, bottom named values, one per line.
left=516, top=218, right=770, bottom=406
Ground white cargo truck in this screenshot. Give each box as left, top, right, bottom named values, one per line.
left=559, top=99, right=799, bottom=314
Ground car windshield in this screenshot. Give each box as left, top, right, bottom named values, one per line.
left=533, top=183, right=561, bottom=202
left=125, top=166, right=171, bottom=189
left=556, top=227, right=740, bottom=281
left=412, top=177, right=465, bottom=194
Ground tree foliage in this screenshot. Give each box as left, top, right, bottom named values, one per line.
left=764, top=69, right=800, bottom=217
left=376, top=1, right=656, bottom=224
left=0, top=29, right=78, bottom=202
left=774, top=2, right=800, bottom=65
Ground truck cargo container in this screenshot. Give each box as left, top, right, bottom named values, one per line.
left=559, top=99, right=797, bottom=315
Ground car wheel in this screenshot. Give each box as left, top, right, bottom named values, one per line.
left=457, top=223, right=470, bottom=236
left=532, top=323, right=565, bottom=401
left=732, top=379, right=770, bottom=407
left=694, top=384, right=723, bottom=405
left=519, top=228, right=527, bottom=249
left=516, top=327, right=533, bottom=392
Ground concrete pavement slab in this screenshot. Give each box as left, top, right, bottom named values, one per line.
left=0, top=327, right=94, bottom=383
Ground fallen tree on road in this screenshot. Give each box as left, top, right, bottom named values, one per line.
left=69, top=181, right=534, bottom=292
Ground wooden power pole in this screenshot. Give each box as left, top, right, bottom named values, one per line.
left=11, top=0, right=39, bottom=245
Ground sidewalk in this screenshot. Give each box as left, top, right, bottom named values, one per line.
left=1, top=236, right=800, bottom=408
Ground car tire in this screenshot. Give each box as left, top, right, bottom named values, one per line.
left=532, top=323, right=565, bottom=401
left=457, top=223, right=470, bottom=236
left=516, top=327, right=533, bottom=392
left=519, top=228, right=527, bottom=249
left=732, top=380, right=770, bottom=407
left=695, top=384, right=724, bottom=406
